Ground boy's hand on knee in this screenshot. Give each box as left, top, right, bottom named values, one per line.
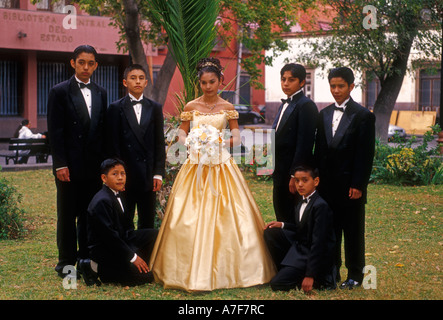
left=264, top=221, right=283, bottom=229
left=132, top=256, right=150, bottom=273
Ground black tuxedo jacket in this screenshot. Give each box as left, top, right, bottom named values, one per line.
left=282, top=192, right=335, bottom=278
left=87, top=185, right=138, bottom=264
left=47, top=76, right=107, bottom=181
left=314, top=98, right=376, bottom=206
left=106, top=95, right=165, bottom=192
left=272, top=91, right=318, bottom=183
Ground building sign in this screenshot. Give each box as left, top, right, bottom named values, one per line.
left=0, top=8, right=123, bottom=55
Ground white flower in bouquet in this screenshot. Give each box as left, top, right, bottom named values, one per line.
left=185, top=124, right=224, bottom=164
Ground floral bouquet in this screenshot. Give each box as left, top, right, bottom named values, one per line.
left=185, top=124, right=224, bottom=165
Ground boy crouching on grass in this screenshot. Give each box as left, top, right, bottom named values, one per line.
left=264, top=165, right=336, bottom=293
left=79, top=158, right=158, bottom=287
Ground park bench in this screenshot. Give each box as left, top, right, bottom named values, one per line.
left=0, top=138, right=50, bottom=165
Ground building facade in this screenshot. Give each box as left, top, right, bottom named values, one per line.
left=0, top=1, right=265, bottom=139
left=264, top=17, right=441, bottom=133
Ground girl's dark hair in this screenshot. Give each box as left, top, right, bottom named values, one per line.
left=13, top=119, right=29, bottom=138
left=196, top=57, right=223, bottom=81
left=100, top=158, right=126, bottom=175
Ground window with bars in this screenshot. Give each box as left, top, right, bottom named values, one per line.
left=0, top=60, right=20, bottom=116
left=37, top=62, right=120, bottom=115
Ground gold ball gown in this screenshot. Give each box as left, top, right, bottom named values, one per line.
left=149, top=110, right=276, bottom=291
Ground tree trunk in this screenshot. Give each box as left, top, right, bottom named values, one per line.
left=123, top=0, right=176, bottom=105
left=373, top=31, right=416, bottom=143
left=122, top=0, right=151, bottom=87
left=148, top=50, right=177, bottom=105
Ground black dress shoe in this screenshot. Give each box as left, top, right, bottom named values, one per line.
left=79, top=259, right=101, bottom=286
left=339, top=279, right=361, bottom=290
left=56, top=265, right=81, bottom=279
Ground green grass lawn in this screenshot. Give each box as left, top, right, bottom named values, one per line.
left=0, top=168, right=441, bottom=300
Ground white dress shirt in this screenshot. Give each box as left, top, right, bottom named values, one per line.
left=128, top=93, right=163, bottom=182
left=280, top=190, right=316, bottom=228
left=56, top=76, right=91, bottom=172
left=129, top=93, right=143, bottom=124
left=299, top=190, right=316, bottom=221
left=332, top=98, right=350, bottom=137
left=276, top=89, right=303, bottom=130
left=75, top=76, right=92, bottom=118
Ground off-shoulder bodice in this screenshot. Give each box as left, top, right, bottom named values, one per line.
left=180, top=110, right=239, bottom=131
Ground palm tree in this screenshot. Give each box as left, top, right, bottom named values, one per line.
left=148, top=0, right=220, bottom=105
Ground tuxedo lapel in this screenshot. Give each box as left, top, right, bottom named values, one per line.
left=139, top=98, right=153, bottom=136
left=277, top=100, right=296, bottom=133
left=68, top=77, right=90, bottom=131
left=87, top=82, right=103, bottom=140
left=275, top=91, right=305, bottom=134
left=103, top=185, right=125, bottom=215
left=323, top=106, right=334, bottom=147
left=122, top=96, right=148, bottom=152
left=272, top=103, right=284, bottom=129
left=294, top=201, right=303, bottom=223
left=330, top=100, right=357, bottom=149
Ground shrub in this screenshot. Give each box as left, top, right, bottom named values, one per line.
left=0, top=178, right=27, bottom=239
left=371, top=126, right=443, bottom=186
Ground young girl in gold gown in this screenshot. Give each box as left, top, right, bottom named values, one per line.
left=149, top=57, right=276, bottom=291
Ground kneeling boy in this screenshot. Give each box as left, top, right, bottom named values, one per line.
left=81, top=158, right=158, bottom=286
left=264, top=166, right=336, bottom=293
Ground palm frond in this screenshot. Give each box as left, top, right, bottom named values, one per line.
left=148, top=0, right=220, bottom=103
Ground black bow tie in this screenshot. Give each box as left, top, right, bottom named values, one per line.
left=281, top=97, right=292, bottom=105
left=130, top=100, right=142, bottom=106
left=302, top=198, right=309, bottom=203
left=334, top=106, right=345, bottom=112
left=115, top=193, right=121, bottom=198
left=78, top=82, right=92, bottom=89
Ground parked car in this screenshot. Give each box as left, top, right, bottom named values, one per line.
left=388, top=124, right=407, bottom=141
left=258, top=106, right=266, bottom=121
left=234, top=105, right=263, bottom=124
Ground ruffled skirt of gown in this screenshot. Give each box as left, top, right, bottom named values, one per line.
left=149, top=157, right=276, bottom=291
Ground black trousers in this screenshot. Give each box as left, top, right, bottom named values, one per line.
left=264, top=227, right=336, bottom=291
left=97, top=228, right=158, bottom=286
left=55, top=177, right=102, bottom=273
left=125, top=188, right=156, bottom=229
left=331, top=202, right=366, bottom=282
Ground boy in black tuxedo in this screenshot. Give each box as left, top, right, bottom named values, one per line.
left=272, top=64, right=318, bottom=223
left=264, top=166, right=336, bottom=293
left=314, top=67, right=375, bottom=289
left=81, top=158, right=158, bottom=286
left=47, top=45, right=107, bottom=278
left=106, top=64, right=165, bottom=229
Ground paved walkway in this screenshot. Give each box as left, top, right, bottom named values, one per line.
left=0, top=153, right=53, bottom=172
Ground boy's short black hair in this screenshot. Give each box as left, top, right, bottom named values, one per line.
left=100, top=158, right=126, bottom=175
left=73, top=45, right=98, bottom=61
left=293, top=165, right=319, bottom=179
left=124, top=64, right=147, bottom=79
left=280, top=63, right=307, bottom=83
left=328, top=67, right=355, bottom=86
